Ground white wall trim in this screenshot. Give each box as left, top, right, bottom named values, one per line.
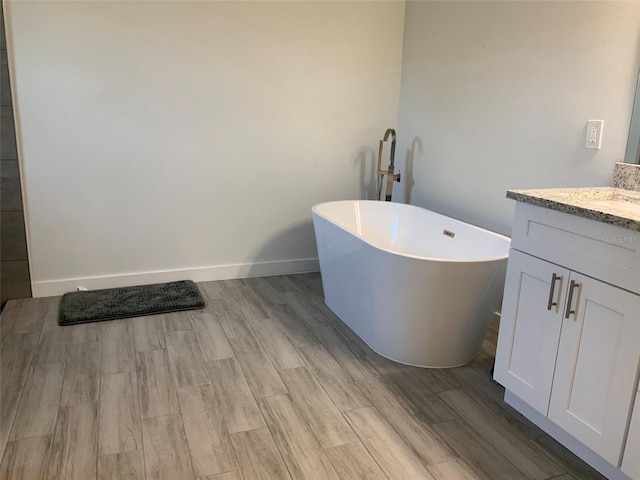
left=31, top=258, right=320, bottom=298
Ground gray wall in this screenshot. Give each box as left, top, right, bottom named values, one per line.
left=396, top=1, right=640, bottom=236
left=6, top=1, right=404, bottom=296
left=0, top=2, right=30, bottom=304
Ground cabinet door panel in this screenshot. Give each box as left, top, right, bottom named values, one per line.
left=494, top=250, right=568, bottom=415
left=622, top=394, right=640, bottom=479
left=549, top=272, right=640, bottom=466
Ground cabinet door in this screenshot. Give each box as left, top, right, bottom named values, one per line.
left=548, top=272, right=640, bottom=466
left=623, top=394, right=640, bottom=479
left=494, top=249, right=569, bottom=415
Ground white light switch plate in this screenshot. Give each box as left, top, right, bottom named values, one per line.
left=585, top=119, right=604, bottom=149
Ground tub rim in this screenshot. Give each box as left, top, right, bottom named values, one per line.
left=312, top=200, right=511, bottom=264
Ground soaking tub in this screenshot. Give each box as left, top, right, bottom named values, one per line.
left=312, top=200, right=510, bottom=368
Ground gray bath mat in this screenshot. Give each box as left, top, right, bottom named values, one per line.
left=58, top=280, right=205, bottom=326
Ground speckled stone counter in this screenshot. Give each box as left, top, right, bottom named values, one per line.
left=613, top=162, right=640, bottom=191
left=506, top=187, right=640, bottom=232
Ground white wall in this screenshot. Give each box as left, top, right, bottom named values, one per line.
left=6, top=1, right=405, bottom=295
left=396, top=1, right=640, bottom=236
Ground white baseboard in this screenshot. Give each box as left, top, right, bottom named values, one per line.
left=504, top=390, right=633, bottom=480
left=31, top=258, right=320, bottom=297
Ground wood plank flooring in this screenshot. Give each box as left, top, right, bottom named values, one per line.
left=0, top=273, right=606, bottom=479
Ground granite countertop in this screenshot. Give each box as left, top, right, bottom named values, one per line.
left=507, top=187, right=640, bottom=232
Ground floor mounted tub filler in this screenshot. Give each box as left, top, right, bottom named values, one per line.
left=312, top=200, right=511, bottom=368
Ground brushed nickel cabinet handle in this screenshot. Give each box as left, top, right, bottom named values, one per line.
left=564, top=280, right=581, bottom=319
left=547, top=273, right=561, bottom=311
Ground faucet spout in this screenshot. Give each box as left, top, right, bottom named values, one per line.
left=377, top=128, right=400, bottom=201
left=383, top=128, right=396, bottom=166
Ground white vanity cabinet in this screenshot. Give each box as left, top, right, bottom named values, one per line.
left=495, top=201, right=640, bottom=473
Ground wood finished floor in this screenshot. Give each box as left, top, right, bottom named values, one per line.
left=0, top=273, right=605, bottom=480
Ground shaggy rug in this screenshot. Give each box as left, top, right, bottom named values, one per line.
left=58, top=280, right=205, bottom=325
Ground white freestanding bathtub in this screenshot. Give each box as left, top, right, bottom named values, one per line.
left=312, top=200, right=510, bottom=368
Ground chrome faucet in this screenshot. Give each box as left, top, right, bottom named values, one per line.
left=377, top=128, right=400, bottom=201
